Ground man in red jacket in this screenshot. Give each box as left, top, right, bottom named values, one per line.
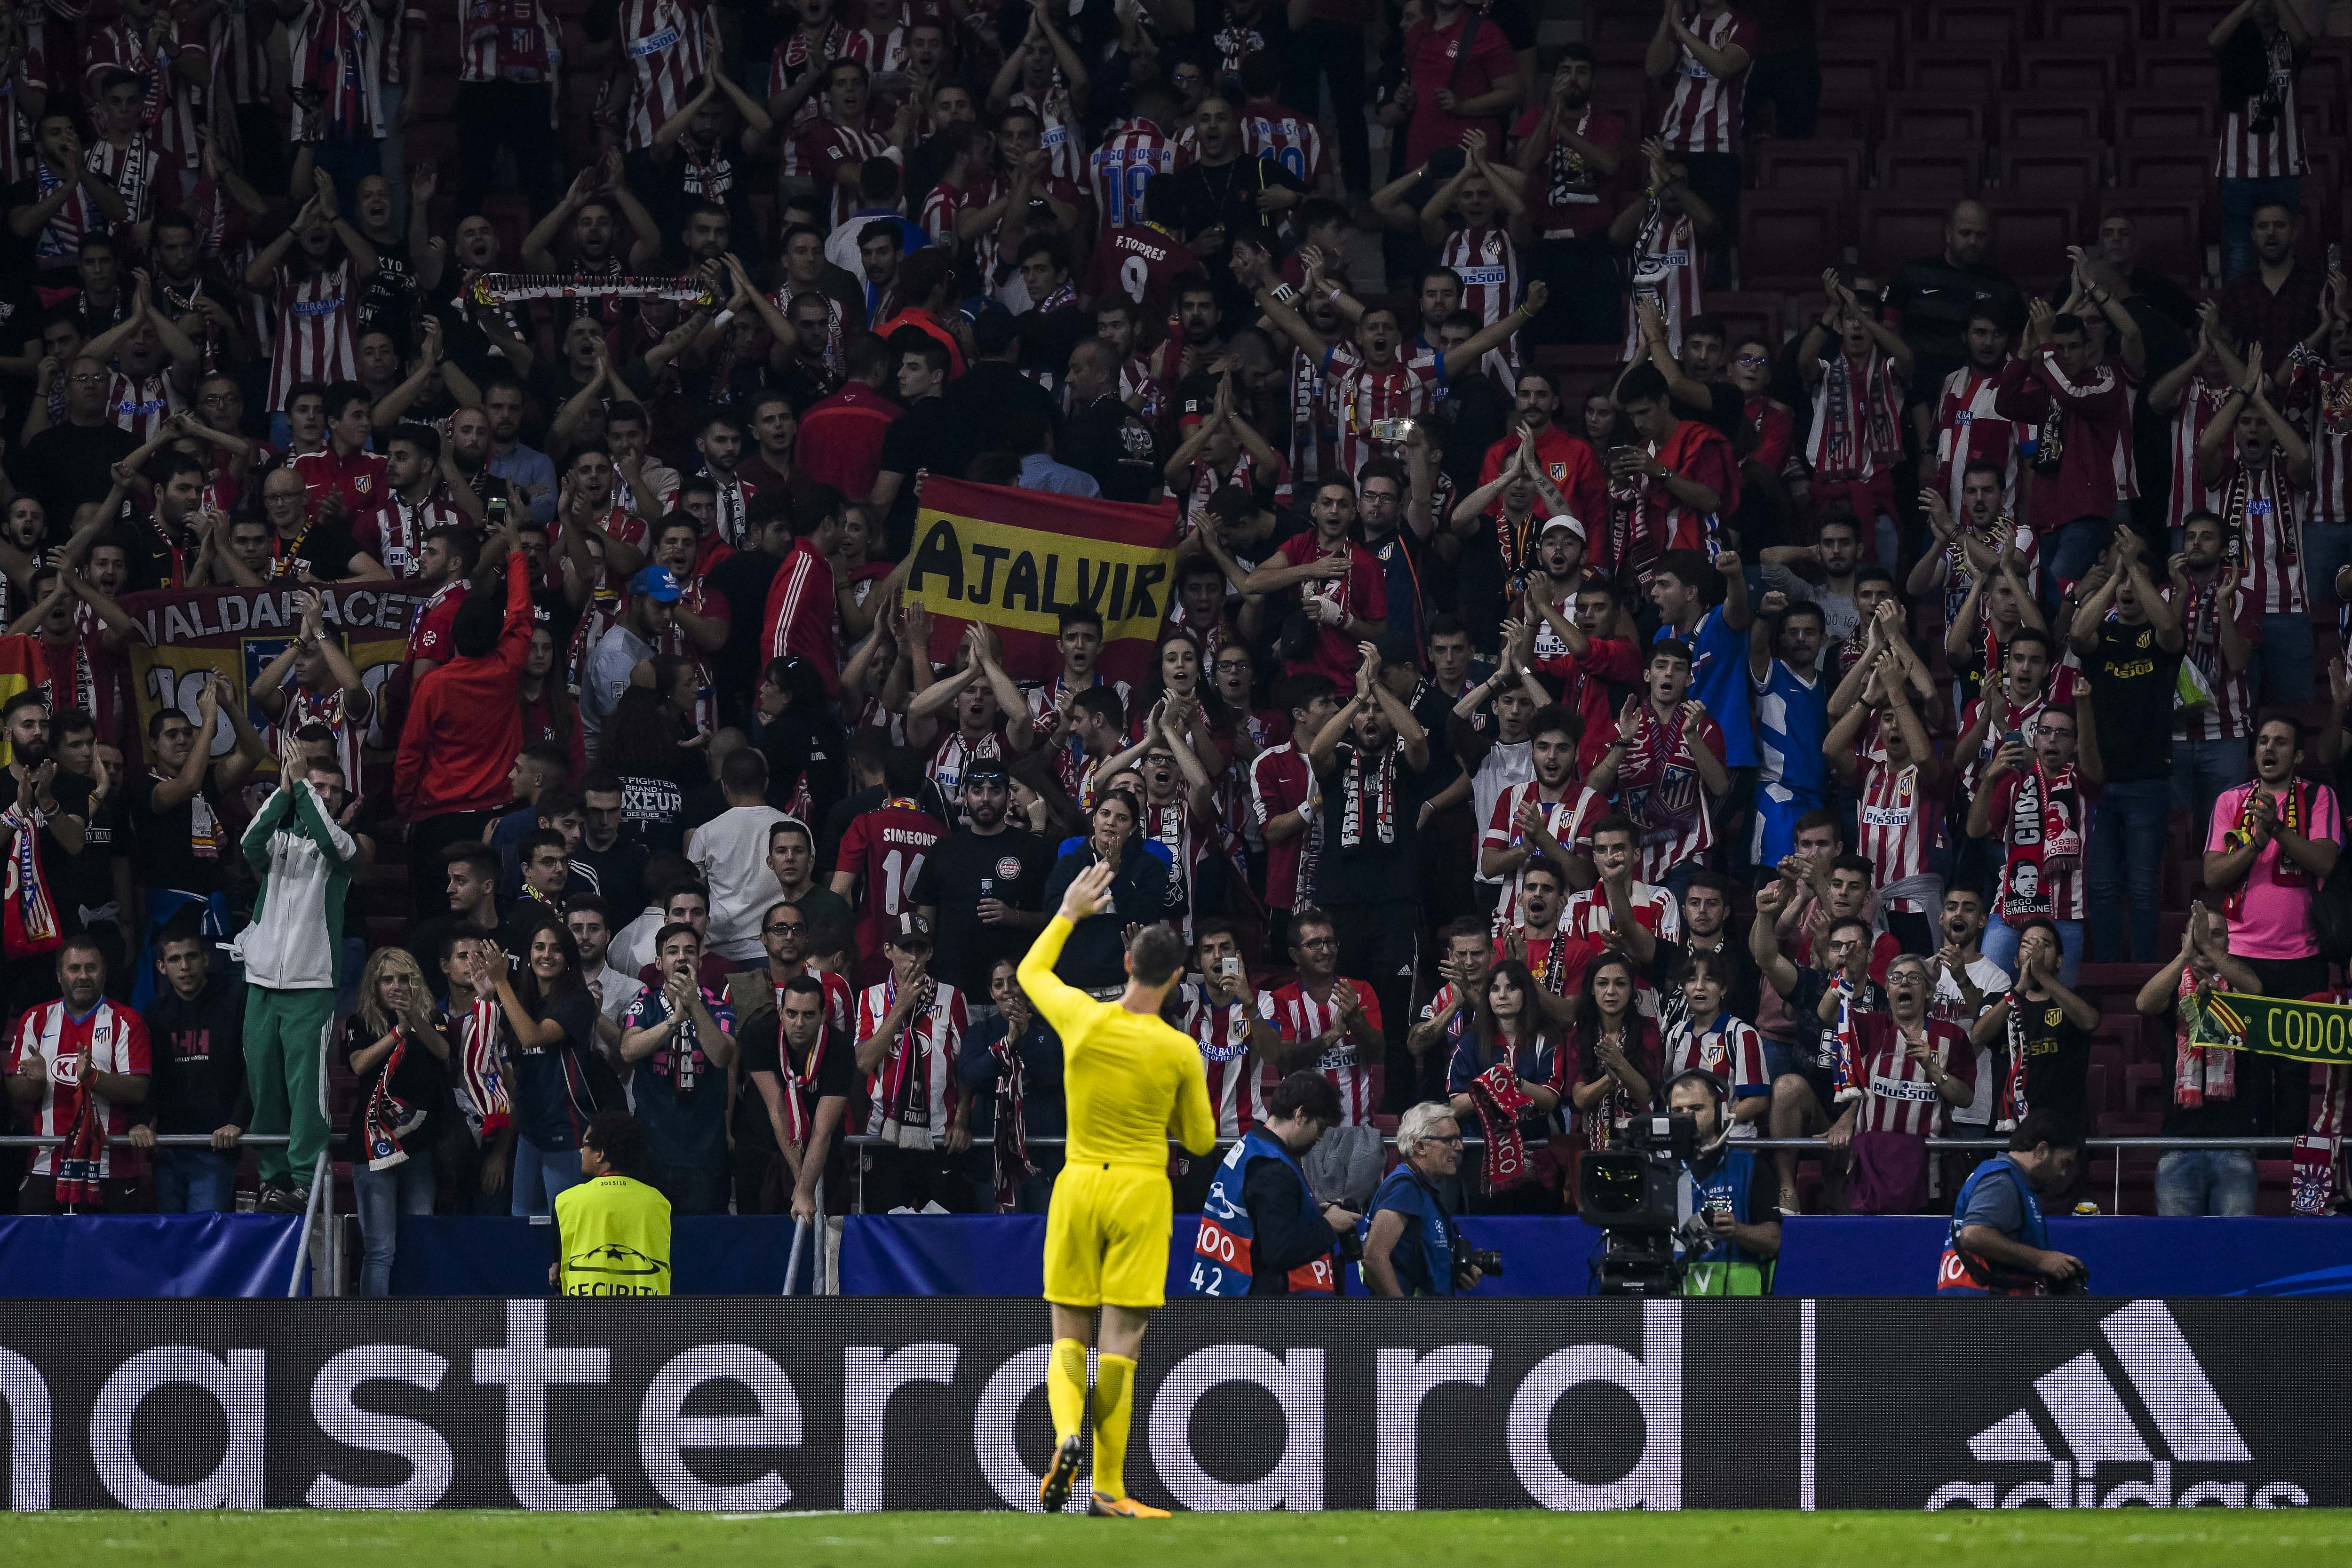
left=395, top=529, right=536, bottom=919
left=764, top=486, right=847, bottom=695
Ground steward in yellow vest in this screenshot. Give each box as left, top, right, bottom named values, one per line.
left=552, top=1110, right=673, bottom=1296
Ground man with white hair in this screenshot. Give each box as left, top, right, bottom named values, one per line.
left=1361, top=1101, right=1484, bottom=1297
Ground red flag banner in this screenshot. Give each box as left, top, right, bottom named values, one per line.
left=906, top=477, right=1180, bottom=685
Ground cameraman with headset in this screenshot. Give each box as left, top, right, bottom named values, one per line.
left=1363, top=1102, right=1494, bottom=1297
left=1664, top=1071, right=1782, bottom=1296
left=1189, top=1071, right=1360, bottom=1296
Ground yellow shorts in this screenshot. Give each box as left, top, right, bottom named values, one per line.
left=1042, top=1161, right=1174, bottom=1311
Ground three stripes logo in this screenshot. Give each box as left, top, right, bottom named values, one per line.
left=1925, top=1300, right=2310, bottom=1510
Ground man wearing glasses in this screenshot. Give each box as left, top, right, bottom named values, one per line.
left=16, top=354, right=137, bottom=531
left=724, top=901, right=856, bottom=1216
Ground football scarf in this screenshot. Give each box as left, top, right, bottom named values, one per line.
left=1998, top=988, right=2036, bottom=1131
left=1999, top=762, right=2078, bottom=923
left=1467, top=1059, right=1534, bottom=1193
left=359, top=1026, right=427, bottom=1170
left=2220, top=780, right=2308, bottom=921
left=649, top=987, right=714, bottom=1096
left=989, top=1031, right=1033, bottom=1212
left=468, top=271, right=714, bottom=309
left=45, top=1003, right=118, bottom=1208
left=2171, top=967, right=2237, bottom=1110
left=458, top=996, right=511, bottom=1136
left=2222, top=456, right=2295, bottom=568
left=3, top=794, right=62, bottom=959
left=874, top=976, right=936, bottom=1150
left=1829, top=971, right=1862, bottom=1102
left=1812, top=351, right=1898, bottom=480
left=1338, top=742, right=1396, bottom=850
left=779, top=997, right=825, bottom=1147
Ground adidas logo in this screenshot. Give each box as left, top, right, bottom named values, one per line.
left=1925, top=1300, right=2310, bottom=1510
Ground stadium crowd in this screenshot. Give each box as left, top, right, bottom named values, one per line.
left=0, top=0, right=2349, bottom=1296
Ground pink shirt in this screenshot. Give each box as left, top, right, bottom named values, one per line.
left=2206, top=780, right=2342, bottom=960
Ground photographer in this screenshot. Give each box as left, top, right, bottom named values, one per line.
left=1937, top=1111, right=2089, bottom=1295
left=1363, top=1102, right=1486, bottom=1297
left=1190, top=1070, right=1358, bottom=1296
left=1663, top=1072, right=1781, bottom=1297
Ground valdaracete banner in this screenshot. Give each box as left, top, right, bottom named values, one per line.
left=120, top=584, right=425, bottom=765
left=904, top=477, right=1180, bottom=685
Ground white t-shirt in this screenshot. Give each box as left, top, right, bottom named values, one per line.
left=687, top=804, right=791, bottom=961
left=1934, top=953, right=2012, bottom=1128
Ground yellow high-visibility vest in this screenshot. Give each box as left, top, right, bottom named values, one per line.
left=554, top=1174, right=673, bottom=1296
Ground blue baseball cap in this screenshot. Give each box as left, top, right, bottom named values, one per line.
left=629, top=564, right=683, bottom=603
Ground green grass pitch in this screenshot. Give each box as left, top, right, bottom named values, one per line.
left=5, top=1509, right=2350, bottom=1567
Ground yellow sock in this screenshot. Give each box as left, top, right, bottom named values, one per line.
left=1090, top=1353, right=1136, bottom=1500
left=1048, top=1338, right=1090, bottom=1446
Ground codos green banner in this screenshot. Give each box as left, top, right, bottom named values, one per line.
left=2204, top=992, right=2352, bottom=1068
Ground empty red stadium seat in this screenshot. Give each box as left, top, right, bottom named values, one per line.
left=1590, top=61, right=1654, bottom=111
left=2131, top=40, right=2216, bottom=91
left=2098, top=196, right=2208, bottom=284
left=1998, top=95, right=2105, bottom=144
left=1738, top=195, right=1852, bottom=291
left=1926, top=2, right=2026, bottom=54
left=1886, top=95, right=1989, bottom=145
left=1904, top=53, right=2007, bottom=94
left=1878, top=142, right=1986, bottom=197
left=2017, top=47, right=2118, bottom=95
left=1986, top=201, right=2083, bottom=287
left=1754, top=139, right=1868, bottom=197
left=1813, top=50, right=1889, bottom=105
left=2116, top=136, right=2219, bottom=191
left=1703, top=291, right=1787, bottom=350
left=2308, top=47, right=2352, bottom=130
left=2050, top=3, right=2142, bottom=42
left=1812, top=101, right=1878, bottom=142
left=2001, top=149, right=2103, bottom=203
left=1819, top=2, right=1909, bottom=48
left=1857, top=197, right=1953, bottom=278
left=2158, top=0, right=2237, bottom=40
left=2115, top=93, right=2217, bottom=142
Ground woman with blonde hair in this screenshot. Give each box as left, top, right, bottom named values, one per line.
left=342, top=946, right=453, bottom=1297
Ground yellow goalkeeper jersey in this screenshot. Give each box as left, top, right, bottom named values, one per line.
left=1018, top=915, right=1216, bottom=1168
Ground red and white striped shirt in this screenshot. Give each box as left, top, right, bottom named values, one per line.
left=0, top=13, right=49, bottom=188
left=1248, top=741, right=1318, bottom=911
left=1857, top=756, right=1936, bottom=911
left=353, top=490, right=470, bottom=578
left=1805, top=348, right=1907, bottom=480
left=285, top=0, right=390, bottom=142
left=1657, top=4, right=1757, bottom=156
left=103, top=369, right=181, bottom=442
left=1480, top=780, right=1586, bottom=930
left=211, top=3, right=271, bottom=108
left=1089, top=115, right=1184, bottom=233
left=450, top=0, right=562, bottom=86
left=2172, top=574, right=2261, bottom=743
left=2215, top=29, right=2305, bottom=179
left=800, top=122, right=897, bottom=230
left=1321, top=344, right=1441, bottom=485
left=1664, top=1013, right=1768, bottom=1104
left=1621, top=207, right=1700, bottom=359
left=613, top=0, right=709, bottom=152
left=1262, top=979, right=1382, bottom=1127
left=2215, top=450, right=2306, bottom=615
left=857, top=978, right=967, bottom=1140
left=1848, top=1013, right=1971, bottom=1135
left=2163, top=375, right=2233, bottom=531
left=1179, top=983, right=1266, bottom=1139
left=7, top=998, right=151, bottom=1179
left=82, top=16, right=207, bottom=170
left=1240, top=97, right=1326, bottom=191
left=266, top=259, right=362, bottom=413
left=767, top=21, right=850, bottom=143
left=1612, top=703, right=1726, bottom=883
left=1933, top=365, right=2021, bottom=516
left=1440, top=225, right=1521, bottom=347
left=272, top=679, right=368, bottom=790
left=842, top=24, right=907, bottom=83
left=1012, top=79, right=1081, bottom=183
left=1563, top=882, right=1682, bottom=946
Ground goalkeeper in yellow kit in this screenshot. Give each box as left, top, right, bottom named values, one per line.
left=1018, top=857, right=1216, bottom=1519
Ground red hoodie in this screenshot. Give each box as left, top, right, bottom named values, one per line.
left=394, top=565, right=534, bottom=818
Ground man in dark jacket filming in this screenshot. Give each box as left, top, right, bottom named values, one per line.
left=1189, top=1071, right=1359, bottom=1295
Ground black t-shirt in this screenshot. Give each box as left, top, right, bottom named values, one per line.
left=877, top=396, right=960, bottom=542
left=624, top=141, right=759, bottom=269
left=69, top=779, right=127, bottom=932
left=1884, top=256, right=2026, bottom=388
left=2013, top=994, right=2091, bottom=1126
left=574, top=838, right=650, bottom=917
left=614, top=769, right=690, bottom=856
left=127, top=769, right=233, bottom=897
left=707, top=547, right=784, bottom=704
left=1311, top=743, right=1446, bottom=906
left=508, top=988, right=601, bottom=1151
left=358, top=247, right=419, bottom=341
left=732, top=1005, right=858, bottom=1159
left=145, top=979, right=252, bottom=1134
left=1672, top=380, right=1747, bottom=447
left=912, top=827, right=1053, bottom=996
left=938, top=363, right=1060, bottom=483
left=1787, top=966, right=1886, bottom=1075
left=2088, top=618, right=2181, bottom=782
left=275, top=519, right=364, bottom=581
left=759, top=708, right=849, bottom=825
left=117, top=515, right=196, bottom=596
left=1062, top=394, right=1162, bottom=505
left=16, top=422, right=139, bottom=542
left=339, top=1017, right=449, bottom=1161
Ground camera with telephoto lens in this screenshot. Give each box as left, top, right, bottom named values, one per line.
left=1577, top=1111, right=1702, bottom=1295
left=1452, top=1236, right=1503, bottom=1284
